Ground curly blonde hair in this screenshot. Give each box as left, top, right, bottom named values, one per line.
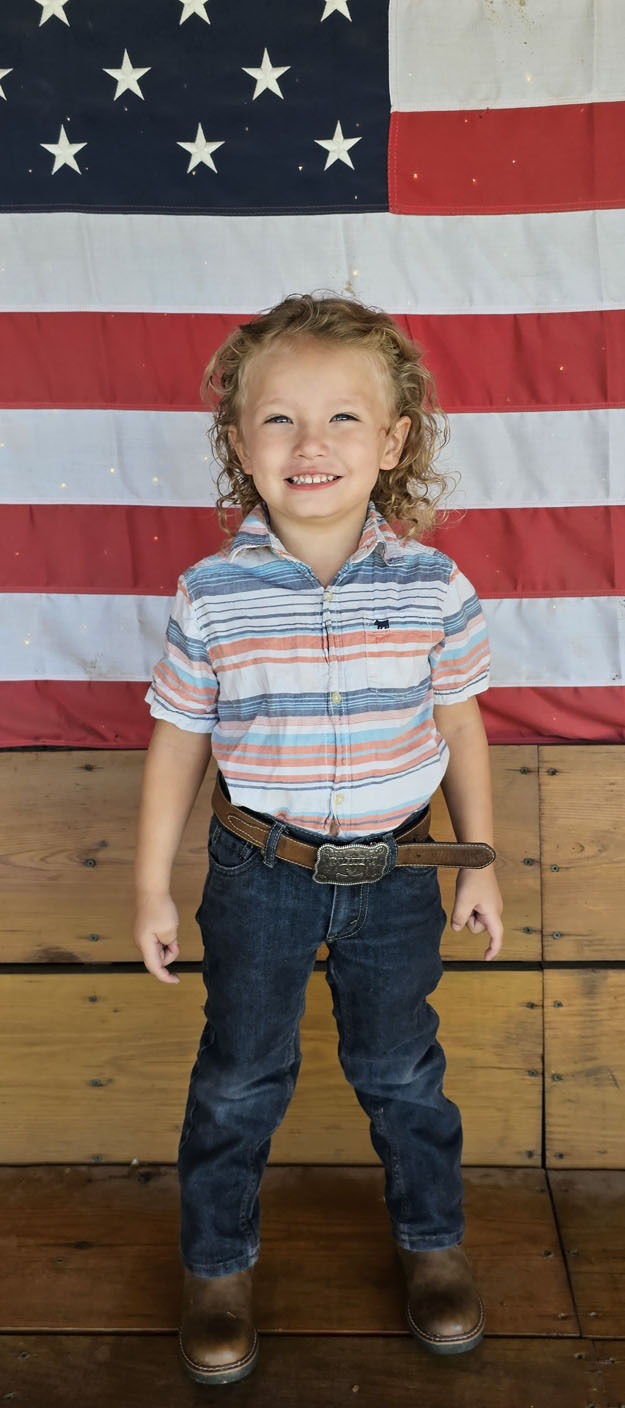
left=201, top=291, right=455, bottom=543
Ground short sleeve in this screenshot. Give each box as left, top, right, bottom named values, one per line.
left=429, top=563, right=490, bottom=704
left=144, top=574, right=218, bottom=733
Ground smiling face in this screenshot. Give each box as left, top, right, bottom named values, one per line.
left=227, top=336, right=411, bottom=553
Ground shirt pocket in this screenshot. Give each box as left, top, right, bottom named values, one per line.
left=362, top=612, right=440, bottom=694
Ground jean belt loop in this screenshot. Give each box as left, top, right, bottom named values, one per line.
left=384, top=833, right=398, bottom=876
left=262, top=819, right=286, bottom=869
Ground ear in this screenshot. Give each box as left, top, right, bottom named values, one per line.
left=227, top=425, right=252, bottom=474
left=379, top=415, right=411, bottom=472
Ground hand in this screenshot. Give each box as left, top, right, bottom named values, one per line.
left=449, top=866, right=504, bottom=961
left=133, top=893, right=181, bottom=984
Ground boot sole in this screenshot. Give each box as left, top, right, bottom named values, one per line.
left=178, top=1329, right=259, bottom=1385
left=406, top=1297, right=486, bottom=1355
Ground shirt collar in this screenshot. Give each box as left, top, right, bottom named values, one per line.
left=227, top=498, right=404, bottom=566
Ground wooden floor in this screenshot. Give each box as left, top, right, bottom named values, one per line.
left=1, top=1165, right=624, bottom=1406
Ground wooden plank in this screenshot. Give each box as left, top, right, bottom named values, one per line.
left=274, top=969, right=543, bottom=1166
left=0, top=971, right=542, bottom=1165
left=0, top=1335, right=608, bottom=1408
left=595, top=1342, right=625, bottom=1406
left=0, top=749, right=211, bottom=966
left=0, top=1166, right=575, bottom=1335
left=435, top=745, right=540, bottom=962
left=549, top=1171, right=625, bottom=1336
left=540, top=745, right=625, bottom=960
left=545, top=971, right=625, bottom=1168
left=0, top=746, right=539, bottom=964
left=258, top=1167, right=576, bottom=1338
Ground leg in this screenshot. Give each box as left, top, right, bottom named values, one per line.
left=324, top=863, right=485, bottom=1353
left=178, top=814, right=325, bottom=1277
left=324, top=862, right=464, bottom=1250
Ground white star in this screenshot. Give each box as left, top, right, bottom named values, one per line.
left=321, top=0, right=351, bottom=18
left=0, top=68, right=13, bottom=100
left=103, top=50, right=151, bottom=100
left=33, top=0, right=71, bottom=25
left=41, top=123, right=86, bottom=174
left=242, top=48, right=290, bottom=100
left=315, top=119, right=361, bottom=170
left=178, top=0, right=210, bottom=24
left=177, top=123, right=224, bottom=173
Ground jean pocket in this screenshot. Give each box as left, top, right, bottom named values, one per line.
left=207, top=816, right=263, bottom=876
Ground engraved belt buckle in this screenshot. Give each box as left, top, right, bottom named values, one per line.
left=312, top=840, right=390, bottom=886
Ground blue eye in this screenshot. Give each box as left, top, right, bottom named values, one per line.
left=264, top=412, right=357, bottom=424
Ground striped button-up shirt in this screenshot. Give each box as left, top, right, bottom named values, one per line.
left=145, top=498, right=490, bottom=836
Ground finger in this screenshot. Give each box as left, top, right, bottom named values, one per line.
left=157, top=938, right=180, bottom=981
left=146, top=938, right=180, bottom=984
left=484, top=933, right=504, bottom=961
left=156, top=968, right=180, bottom=984
left=155, top=955, right=180, bottom=984
left=466, top=913, right=487, bottom=934
left=484, top=917, right=505, bottom=961
left=159, top=938, right=179, bottom=959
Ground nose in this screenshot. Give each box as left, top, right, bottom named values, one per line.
left=293, top=422, right=328, bottom=458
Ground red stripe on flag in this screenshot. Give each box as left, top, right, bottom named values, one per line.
left=0, top=312, right=241, bottom=412
left=425, top=507, right=625, bottom=599
left=3, top=504, right=625, bottom=598
left=480, top=687, right=625, bottom=745
left=389, top=102, right=625, bottom=215
left=0, top=681, right=622, bottom=748
left=2, top=505, right=224, bottom=594
left=1, top=310, right=624, bottom=411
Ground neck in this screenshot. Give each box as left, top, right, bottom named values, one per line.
left=263, top=502, right=370, bottom=583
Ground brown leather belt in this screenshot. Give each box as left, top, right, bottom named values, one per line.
left=211, top=775, right=495, bottom=885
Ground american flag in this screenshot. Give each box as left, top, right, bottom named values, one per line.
left=1, top=0, right=624, bottom=747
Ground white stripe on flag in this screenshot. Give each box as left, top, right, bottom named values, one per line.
left=4, top=594, right=170, bottom=683
left=390, top=0, right=625, bottom=110
left=1, top=407, right=622, bottom=509
left=2, top=593, right=623, bottom=689
left=481, top=597, right=625, bottom=689
left=2, top=210, right=624, bottom=315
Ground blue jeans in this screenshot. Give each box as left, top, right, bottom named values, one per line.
left=177, top=779, right=465, bottom=1276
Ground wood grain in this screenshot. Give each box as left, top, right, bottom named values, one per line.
left=545, top=970, right=625, bottom=1167
left=0, top=746, right=538, bottom=964
left=0, top=1335, right=607, bottom=1408
left=0, top=971, right=542, bottom=1165
left=0, top=1165, right=574, bottom=1336
left=540, top=746, right=625, bottom=960
left=549, top=1170, right=625, bottom=1337
left=594, top=1341, right=625, bottom=1406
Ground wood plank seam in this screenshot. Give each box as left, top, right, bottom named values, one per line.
left=544, top=1170, right=583, bottom=1338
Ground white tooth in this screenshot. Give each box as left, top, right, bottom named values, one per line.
left=291, top=474, right=337, bottom=483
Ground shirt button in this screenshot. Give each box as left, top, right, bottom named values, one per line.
left=331, top=691, right=342, bottom=704
left=324, top=589, right=333, bottom=600
left=335, top=793, right=344, bottom=805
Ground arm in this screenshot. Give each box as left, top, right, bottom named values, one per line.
left=432, top=695, right=504, bottom=961
left=134, top=718, right=213, bottom=984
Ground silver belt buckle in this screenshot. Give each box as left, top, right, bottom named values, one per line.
left=312, top=840, right=390, bottom=885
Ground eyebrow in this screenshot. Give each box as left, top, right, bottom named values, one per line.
left=256, top=394, right=368, bottom=409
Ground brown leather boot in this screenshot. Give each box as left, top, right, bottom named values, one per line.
left=178, top=1265, right=259, bottom=1385
left=396, top=1244, right=485, bottom=1355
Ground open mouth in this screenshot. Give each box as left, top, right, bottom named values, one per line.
left=286, top=475, right=341, bottom=487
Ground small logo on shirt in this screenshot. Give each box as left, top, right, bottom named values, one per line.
left=374, top=618, right=390, bottom=629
